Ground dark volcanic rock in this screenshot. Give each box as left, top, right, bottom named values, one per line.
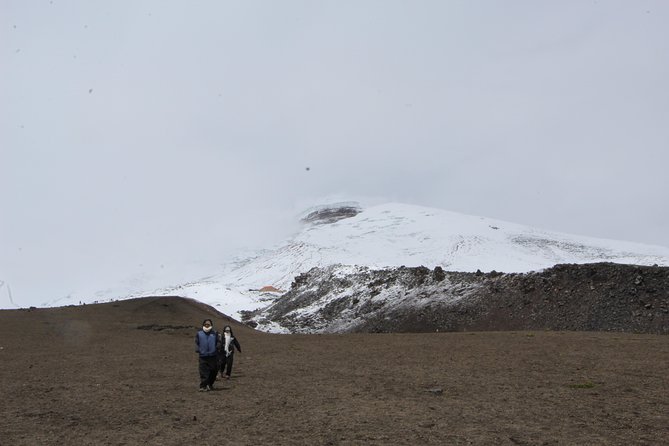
left=250, top=263, right=669, bottom=334
left=300, top=205, right=361, bottom=225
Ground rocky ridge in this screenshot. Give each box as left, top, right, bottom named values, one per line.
left=243, top=262, right=669, bottom=334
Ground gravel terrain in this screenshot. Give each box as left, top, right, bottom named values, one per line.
left=1, top=295, right=668, bottom=445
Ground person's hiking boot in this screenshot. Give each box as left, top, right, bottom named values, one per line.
left=198, top=387, right=206, bottom=392
left=206, top=385, right=213, bottom=391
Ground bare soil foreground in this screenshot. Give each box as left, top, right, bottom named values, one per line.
left=1, top=296, right=667, bottom=445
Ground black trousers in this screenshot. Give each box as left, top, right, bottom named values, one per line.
left=198, top=356, right=218, bottom=388
left=220, top=353, right=235, bottom=376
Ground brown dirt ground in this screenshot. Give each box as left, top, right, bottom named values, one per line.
left=0, top=296, right=667, bottom=445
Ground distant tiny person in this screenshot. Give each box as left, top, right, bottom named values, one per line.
left=195, top=319, right=220, bottom=391
left=219, top=325, right=242, bottom=380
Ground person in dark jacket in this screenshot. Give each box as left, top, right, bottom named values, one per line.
left=219, top=325, right=241, bottom=380
left=195, top=319, right=220, bottom=391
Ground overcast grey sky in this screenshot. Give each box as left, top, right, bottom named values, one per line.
left=2, top=0, right=668, bottom=304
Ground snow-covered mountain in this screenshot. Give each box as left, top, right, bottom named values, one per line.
left=41, top=202, right=669, bottom=324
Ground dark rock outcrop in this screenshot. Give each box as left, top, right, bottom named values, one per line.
left=300, top=205, right=361, bottom=225
left=245, top=263, right=669, bottom=334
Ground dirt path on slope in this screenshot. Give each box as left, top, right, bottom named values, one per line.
left=0, top=297, right=667, bottom=445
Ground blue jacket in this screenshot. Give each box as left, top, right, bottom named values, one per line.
left=195, top=330, right=219, bottom=357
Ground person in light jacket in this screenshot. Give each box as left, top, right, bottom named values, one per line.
left=219, top=325, right=242, bottom=380
left=195, top=319, right=220, bottom=391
